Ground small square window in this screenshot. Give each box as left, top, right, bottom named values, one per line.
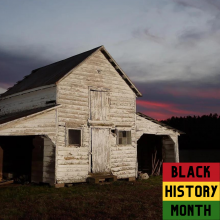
left=68, top=129, right=81, bottom=146
left=118, top=131, right=131, bottom=145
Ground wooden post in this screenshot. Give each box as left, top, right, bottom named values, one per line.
left=0, top=146, right=3, bottom=181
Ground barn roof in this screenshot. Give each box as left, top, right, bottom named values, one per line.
left=136, top=112, right=185, bottom=134
left=1, top=46, right=142, bottom=98
left=0, top=105, right=59, bottom=126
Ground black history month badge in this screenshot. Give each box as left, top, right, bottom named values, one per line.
left=163, top=163, right=220, bottom=220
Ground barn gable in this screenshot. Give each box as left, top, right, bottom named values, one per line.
left=0, top=105, right=61, bottom=143
left=57, top=49, right=138, bottom=125
left=1, top=46, right=141, bottom=99
left=136, top=112, right=184, bottom=136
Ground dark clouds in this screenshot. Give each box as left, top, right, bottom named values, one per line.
left=0, top=46, right=52, bottom=88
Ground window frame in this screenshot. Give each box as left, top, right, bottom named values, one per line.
left=66, top=128, right=82, bottom=147
left=116, top=129, right=132, bottom=146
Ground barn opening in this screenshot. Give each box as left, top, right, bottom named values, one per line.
left=137, top=134, right=163, bottom=175
left=0, top=135, right=55, bottom=184
left=137, top=134, right=176, bottom=175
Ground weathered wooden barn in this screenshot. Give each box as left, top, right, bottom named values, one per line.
left=0, top=46, right=182, bottom=185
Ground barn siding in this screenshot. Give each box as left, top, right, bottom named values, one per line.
left=136, top=115, right=176, bottom=138
left=0, top=86, right=56, bottom=116
left=43, top=136, right=55, bottom=184
left=162, top=136, right=175, bottom=162
left=56, top=50, right=136, bottom=183
left=56, top=126, right=90, bottom=183
left=136, top=115, right=179, bottom=163
left=0, top=109, right=57, bottom=143
left=169, top=135, right=179, bottom=162
left=110, top=128, right=137, bottom=179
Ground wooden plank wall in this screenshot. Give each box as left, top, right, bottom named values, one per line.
left=43, top=137, right=55, bottom=184
left=169, top=135, right=179, bottom=162
left=56, top=50, right=137, bottom=183
left=56, top=125, right=89, bottom=183
left=0, top=86, right=56, bottom=116
left=110, top=128, right=137, bottom=179
left=31, top=136, right=55, bottom=185
left=136, top=115, right=179, bottom=163
left=136, top=115, right=176, bottom=138
left=162, top=136, right=175, bottom=162
left=0, top=110, right=57, bottom=144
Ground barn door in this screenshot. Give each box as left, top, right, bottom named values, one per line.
left=91, top=128, right=110, bottom=173
left=90, top=90, right=109, bottom=121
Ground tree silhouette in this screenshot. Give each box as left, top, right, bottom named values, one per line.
left=161, top=114, right=220, bottom=150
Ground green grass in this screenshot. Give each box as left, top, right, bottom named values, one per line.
left=0, top=176, right=162, bottom=220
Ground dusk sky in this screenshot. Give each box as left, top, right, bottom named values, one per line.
left=0, top=0, right=220, bottom=120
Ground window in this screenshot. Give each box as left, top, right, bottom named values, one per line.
left=68, top=129, right=81, bottom=146
left=118, top=131, right=131, bottom=145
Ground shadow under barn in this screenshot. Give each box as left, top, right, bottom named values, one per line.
left=137, top=134, right=163, bottom=175
left=137, top=134, right=176, bottom=175
left=0, top=136, right=55, bottom=184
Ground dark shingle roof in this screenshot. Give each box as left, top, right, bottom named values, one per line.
left=136, top=112, right=185, bottom=134
left=1, top=46, right=102, bottom=98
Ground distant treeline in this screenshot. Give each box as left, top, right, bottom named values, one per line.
left=161, top=114, right=220, bottom=150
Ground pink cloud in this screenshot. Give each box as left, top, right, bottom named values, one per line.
left=137, top=99, right=201, bottom=120
left=142, top=111, right=172, bottom=120
left=136, top=100, right=172, bottom=109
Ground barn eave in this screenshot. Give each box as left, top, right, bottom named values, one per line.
left=136, top=112, right=185, bottom=135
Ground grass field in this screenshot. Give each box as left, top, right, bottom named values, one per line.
left=0, top=176, right=162, bottom=220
